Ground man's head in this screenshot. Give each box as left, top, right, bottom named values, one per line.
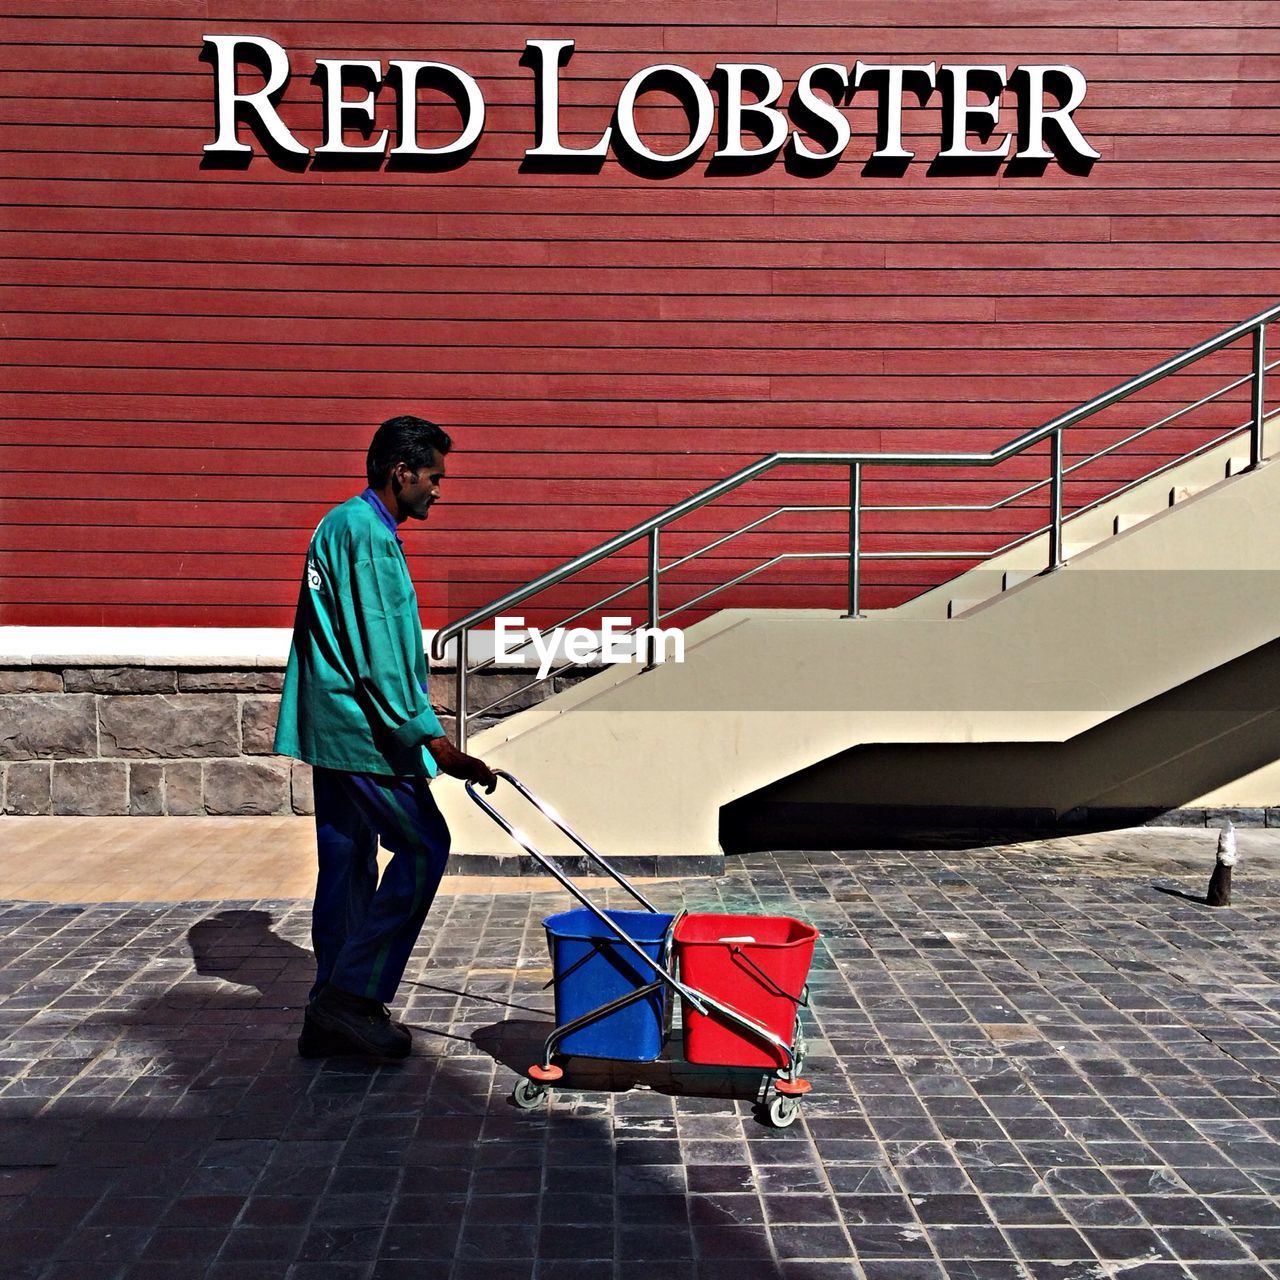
left=366, top=414, right=453, bottom=523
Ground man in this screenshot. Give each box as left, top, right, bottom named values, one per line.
left=274, top=413, right=496, bottom=1060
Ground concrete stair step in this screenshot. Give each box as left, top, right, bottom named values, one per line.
left=1170, top=483, right=1205, bottom=506
left=1002, top=569, right=1036, bottom=591
left=1225, top=455, right=1253, bottom=477
left=1113, top=511, right=1148, bottom=535
left=1063, top=539, right=1102, bottom=560
left=947, top=597, right=985, bottom=618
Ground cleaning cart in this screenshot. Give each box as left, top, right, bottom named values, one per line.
left=466, top=771, right=818, bottom=1127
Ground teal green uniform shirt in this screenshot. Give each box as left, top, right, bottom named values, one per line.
left=274, top=492, right=445, bottom=777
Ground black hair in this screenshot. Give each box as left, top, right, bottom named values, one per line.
left=365, top=414, right=453, bottom=488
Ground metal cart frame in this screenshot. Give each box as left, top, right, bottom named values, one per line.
left=466, top=771, right=813, bottom=1127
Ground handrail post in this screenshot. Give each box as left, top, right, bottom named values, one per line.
left=845, top=462, right=862, bottom=617
left=1252, top=323, right=1267, bottom=469
left=1048, top=429, right=1064, bottom=570
left=455, top=628, right=468, bottom=753
left=644, top=529, right=659, bottom=670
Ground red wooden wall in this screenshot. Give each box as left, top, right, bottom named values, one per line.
left=2, top=2, right=1278, bottom=628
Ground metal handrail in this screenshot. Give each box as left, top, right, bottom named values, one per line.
left=867, top=363, right=1277, bottom=515
left=434, top=302, right=1279, bottom=748
left=464, top=503, right=847, bottom=677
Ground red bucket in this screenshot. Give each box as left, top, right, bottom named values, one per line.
left=673, top=913, right=818, bottom=1068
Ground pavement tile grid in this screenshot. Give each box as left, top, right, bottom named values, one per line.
left=0, top=841, right=1277, bottom=1280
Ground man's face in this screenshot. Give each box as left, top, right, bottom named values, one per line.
left=392, top=449, right=446, bottom=521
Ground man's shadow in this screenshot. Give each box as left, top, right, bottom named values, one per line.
left=5, top=907, right=789, bottom=1278
left=189, top=907, right=314, bottom=1006
left=120, top=908, right=498, bottom=1077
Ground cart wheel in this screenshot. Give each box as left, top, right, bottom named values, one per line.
left=768, top=1093, right=801, bottom=1129
left=511, top=1078, right=548, bottom=1110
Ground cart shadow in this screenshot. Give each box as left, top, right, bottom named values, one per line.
left=472, top=1016, right=770, bottom=1103
left=401, top=977, right=548, bottom=1015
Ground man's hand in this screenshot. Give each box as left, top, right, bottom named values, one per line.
left=428, top=735, right=498, bottom=792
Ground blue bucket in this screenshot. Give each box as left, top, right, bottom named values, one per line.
left=543, top=908, right=673, bottom=1061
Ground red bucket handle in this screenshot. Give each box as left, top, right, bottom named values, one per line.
left=729, top=945, right=811, bottom=1008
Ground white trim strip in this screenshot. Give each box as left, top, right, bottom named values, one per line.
left=0, top=627, right=296, bottom=668
left=0, top=625, right=597, bottom=669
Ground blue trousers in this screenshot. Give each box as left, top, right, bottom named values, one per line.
left=310, top=767, right=452, bottom=1004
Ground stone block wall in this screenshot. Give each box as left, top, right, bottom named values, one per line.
left=0, top=665, right=572, bottom=816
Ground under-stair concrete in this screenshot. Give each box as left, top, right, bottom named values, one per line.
left=436, top=421, right=1280, bottom=862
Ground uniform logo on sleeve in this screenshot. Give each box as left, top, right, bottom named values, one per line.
left=307, top=559, right=322, bottom=590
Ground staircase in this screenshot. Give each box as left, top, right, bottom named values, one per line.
left=430, top=306, right=1280, bottom=863
left=900, top=427, right=1273, bottom=622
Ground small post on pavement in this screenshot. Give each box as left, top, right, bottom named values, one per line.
left=1206, top=822, right=1237, bottom=907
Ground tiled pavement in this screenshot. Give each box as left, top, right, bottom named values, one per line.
left=0, top=830, right=1278, bottom=1280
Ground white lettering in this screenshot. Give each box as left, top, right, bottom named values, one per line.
left=637, top=624, right=685, bottom=666
left=790, top=63, right=852, bottom=162
left=937, top=64, right=1009, bottom=159
left=562, top=628, right=597, bottom=667
left=200, top=38, right=1098, bottom=174
left=527, top=625, right=558, bottom=681
left=314, top=59, right=387, bottom=155
left=1014, top=64, right=1101, bottom=162
left=389, top=60, right=486, bottom=157
left=714, top=63, right=788, bottom=160
left=601, top=616, right=634, bottom=662
left=491, top=616, right=685, bottom=678
left=203, top=34, right=309, bottom=157
left=853, top=61, right=937, bottom=160
left=616, top=63, right=714, bottom=164
left=493, top=615, right=528, bottom=663
left=523, top=39, right=612, bottom=159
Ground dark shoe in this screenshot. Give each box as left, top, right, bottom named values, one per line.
left=297, top=1008, right=353, bottom=1058
left=297, top=1008, right=411, bottom=1059
left=307, top=985, right=412, bottom=1059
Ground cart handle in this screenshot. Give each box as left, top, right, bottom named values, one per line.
left=464, top=771, right=712, bottom=1016
left=467, top=769, right=657, bottom=910
left=690, top=988, right=802, bottom=1075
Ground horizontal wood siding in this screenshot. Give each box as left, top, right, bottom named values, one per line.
left=1, top=3, right=1276, bottom=626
